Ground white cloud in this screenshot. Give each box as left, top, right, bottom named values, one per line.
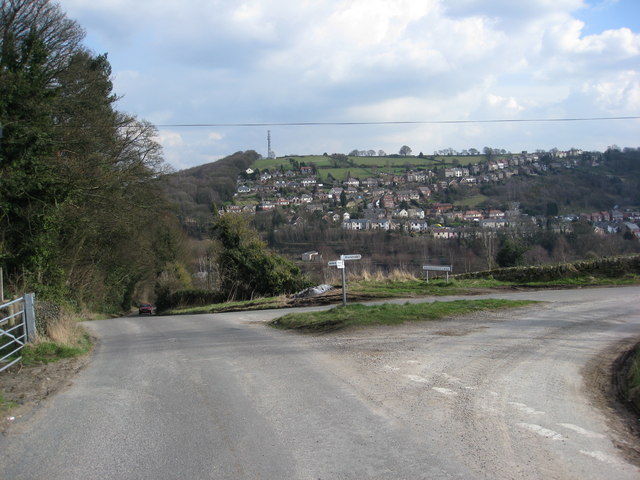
left=486, top=94, right=525, bottom=114
left=57, top=0, right=640, bottom=168
left=580, top=71, right=640, bottom=112
left=155, top=131, right=184, bottom=148
left=207, top=132, right=224, bottom=142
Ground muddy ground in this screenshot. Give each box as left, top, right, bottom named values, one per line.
left=0, top=353, right=91, bottom=433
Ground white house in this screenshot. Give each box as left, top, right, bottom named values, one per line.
left=342, top=219, right=371, bottom=230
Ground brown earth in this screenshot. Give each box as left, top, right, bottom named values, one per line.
left=0, top=353, right=91, bottom=433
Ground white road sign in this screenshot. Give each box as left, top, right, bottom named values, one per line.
left=340, top=254, right=362, bottom=261
left=423, top=265, right=452, bottom=272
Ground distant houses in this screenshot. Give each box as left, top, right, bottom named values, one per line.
left=225, top=150, right=638, bottom=242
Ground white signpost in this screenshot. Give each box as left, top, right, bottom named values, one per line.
left=328, top=254, right=362, bottom=305
left=422, top=264, right=453, bottom=283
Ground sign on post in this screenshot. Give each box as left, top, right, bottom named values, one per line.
left=422, top=265, right=452, bottom=272
left=328, top=254, right=362, bottom=305
left=422, top=265, right=453, bottom=283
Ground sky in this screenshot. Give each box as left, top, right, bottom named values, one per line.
left=57, top=0, right=640, bottom=171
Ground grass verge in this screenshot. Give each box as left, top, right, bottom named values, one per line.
left=21, top=333, right=93, bottom=366
left=165, top=296, right=288, bottom=315
left=269, top=298, right=536, bottom=332
left=164, top=273, right=638, bottom=316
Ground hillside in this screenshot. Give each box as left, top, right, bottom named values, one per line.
left=166, top=148, right=640, bottom=229
left=164, top=150, right=260, bottom=236
left=163, top=148, right=640, bottom=279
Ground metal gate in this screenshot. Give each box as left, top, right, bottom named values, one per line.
left=0, top=294, right=36, bottom=372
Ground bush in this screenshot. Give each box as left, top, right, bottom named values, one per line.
left=212, top=214, right=311, bottom=300
left=155, top=289, right=226, bottom=312
left=456, top=254, right=640, bottom=283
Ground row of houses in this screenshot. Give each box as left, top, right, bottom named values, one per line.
left=581, top=210, right=640, bottom=223
left=342, top=217, right=510, bottom=233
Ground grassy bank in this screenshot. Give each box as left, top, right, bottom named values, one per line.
left=164, top=269, right=640, bottom=316
left=2, top=307, right=94, bottom=368
left=269, top=298, right=536, bottom=332
left=340, top=273, right=639, bottom=298
left=456, top=255, right=640, bottom=283
left=0, top=308, right=94, bottom=415
left=165, top=296, right=289, bottom=315
left=21, top=333, right=93, bottom=366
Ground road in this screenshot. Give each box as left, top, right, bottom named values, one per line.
left=1, top=286, right=639, bottom=479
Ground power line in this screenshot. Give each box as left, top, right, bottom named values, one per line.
left=155, top=116, right=640, bottom=128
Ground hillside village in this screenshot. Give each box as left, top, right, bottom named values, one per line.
left=227, top=150, right=640, bottom=241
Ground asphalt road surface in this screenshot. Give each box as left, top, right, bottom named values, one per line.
left=1, top=286, right=639, bottom=479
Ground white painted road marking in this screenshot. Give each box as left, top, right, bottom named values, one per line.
left=508, top=402, right=545, bottom=415
left=580, top=450, right=624, bottom=466
left=557, top=423, right=605, bottom=439
left=517, top=423, right=564, bottom=440
left=432, top=387, right=458, bottom=396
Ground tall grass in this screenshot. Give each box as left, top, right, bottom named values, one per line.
left=22, top=307, right=93, bottom=365
left=326, top=266, right=419, bottom=284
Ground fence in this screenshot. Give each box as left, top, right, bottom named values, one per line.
left=0, top=294, right=36, bottom=372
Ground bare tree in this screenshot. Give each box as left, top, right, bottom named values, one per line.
left=399, top=145, right=412, bottom=156
left=1, top=0, right=85, bottom=79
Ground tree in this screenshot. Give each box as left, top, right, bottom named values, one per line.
left=399, top=145, right=412, bottom=156
left=545, top=202, right=559, bottom=217
left=496, top=236, right=527, bottom=268
left=0, top=0, right=85, bottom=78
left=211, top=214, right=310, bottom=300
left=0, top=0, right=172, bottom=309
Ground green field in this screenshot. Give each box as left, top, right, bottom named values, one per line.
left=252, top=154, right=490, bottom=180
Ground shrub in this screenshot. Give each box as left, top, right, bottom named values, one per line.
left=155, top=289, right=225, bottom=312
left=456, top=254, right=640, bottom=283
left=212, top=214, right=311, bottom=300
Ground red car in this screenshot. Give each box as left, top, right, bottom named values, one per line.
left=138, top=303, right=154, bottom=315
